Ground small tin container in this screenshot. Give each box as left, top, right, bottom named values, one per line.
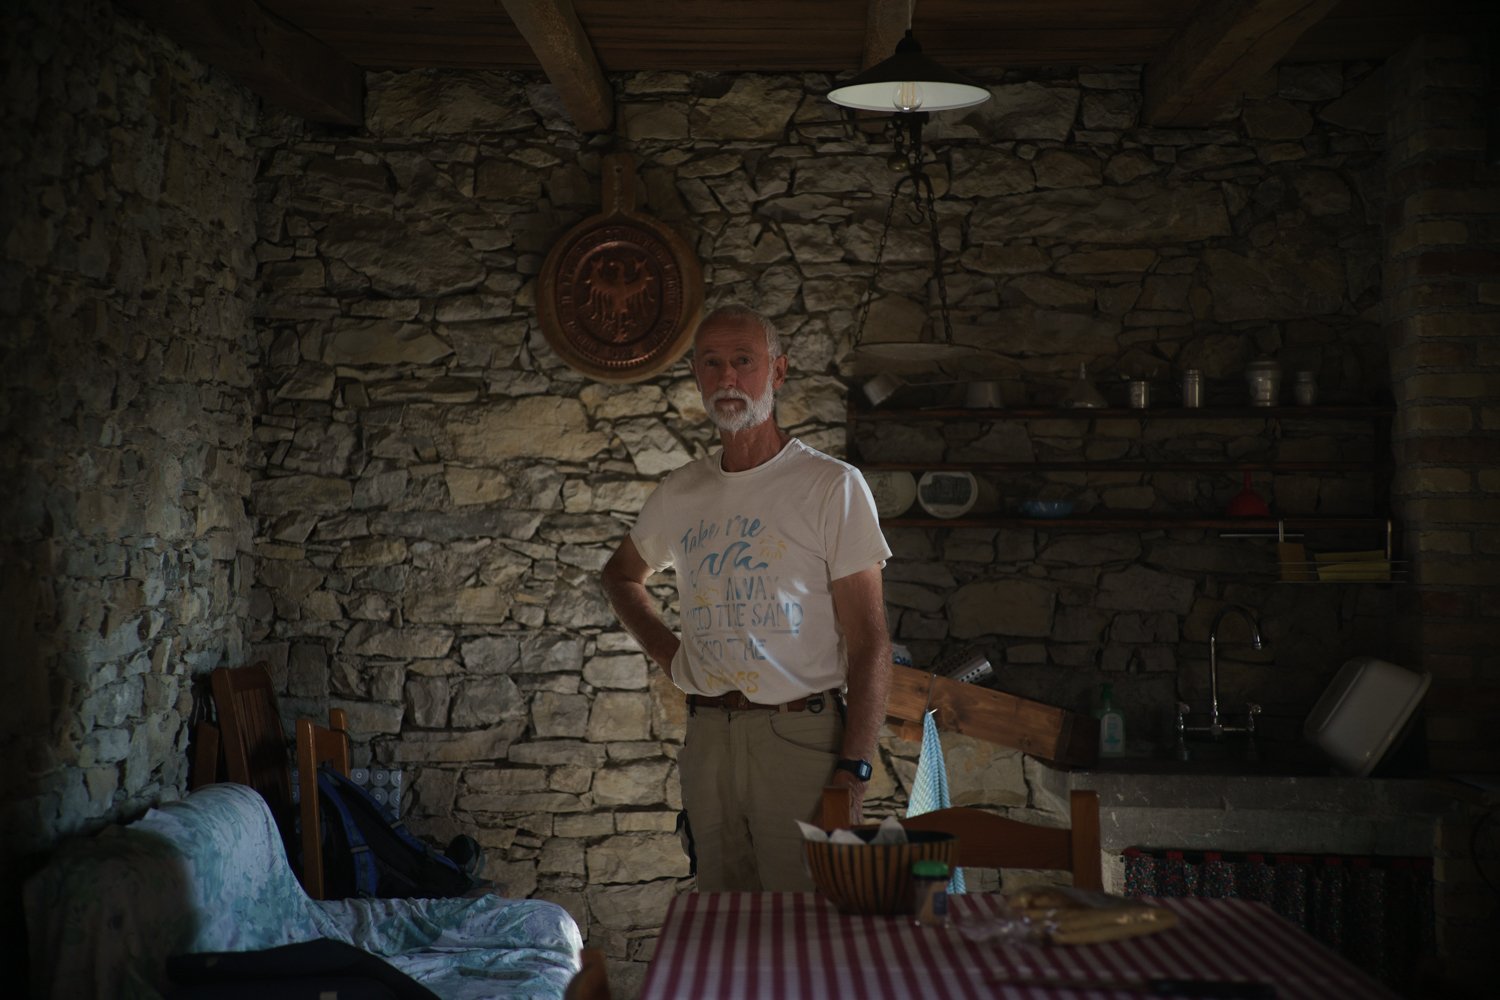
left=1181, top=369, right=1203, bottom=408
left=1293, top=371, right=1318, bottom=406
left=1128, top=380, right=1150, bottom=409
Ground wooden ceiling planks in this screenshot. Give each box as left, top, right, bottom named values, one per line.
left=134, top=0, right=1494, bottom=128
left=249, top=0, right=1485, bottom=73
left=1143, top=0, right=1342, bottom=127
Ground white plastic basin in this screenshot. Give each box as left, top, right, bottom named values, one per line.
left=1304, top=657, right=1430, bottom=777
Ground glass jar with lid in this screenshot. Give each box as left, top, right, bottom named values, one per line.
left=1245, top=359, right=1282, bottom=407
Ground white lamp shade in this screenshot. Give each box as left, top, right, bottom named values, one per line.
left=827, top=31, right=991, bottom=113
left=827, top=79, right=991, bottom=113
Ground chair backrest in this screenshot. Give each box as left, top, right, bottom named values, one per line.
left=189, top=719, right=221, bottom=791
left=211, top=664, right=292, bottom=822
left=819, top=786, right=1104, bottom=891
left=295, top=708, right=350, bottom=900
left=563, top=947, right=612, bottom=1000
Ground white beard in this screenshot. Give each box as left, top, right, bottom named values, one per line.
left=706, top=382, right=776, bottom=434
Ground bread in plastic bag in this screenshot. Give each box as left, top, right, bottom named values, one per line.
left=1007, top=886, right=1179, bottom=945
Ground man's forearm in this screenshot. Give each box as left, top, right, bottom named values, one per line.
left=840, top=641, right=892, bottom=761
left=829, top=566, right=893, bottom=762
left=602, top=574, right=680, bottom=674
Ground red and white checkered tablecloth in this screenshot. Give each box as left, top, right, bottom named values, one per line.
left=639, top=892, right=1396, bottom=999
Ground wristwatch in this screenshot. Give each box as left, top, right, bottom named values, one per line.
left=834, top=758, right=873, bottom=782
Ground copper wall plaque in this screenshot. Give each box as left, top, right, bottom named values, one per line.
left=538, top=153, right=704, bottom=383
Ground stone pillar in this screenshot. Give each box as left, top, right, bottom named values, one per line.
left=1384, top=33, right=1500, bottom=769
left=1383, top=32, right=1500, bottom=992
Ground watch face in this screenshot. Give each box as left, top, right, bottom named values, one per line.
left=839, top=759, right=872, bottom=781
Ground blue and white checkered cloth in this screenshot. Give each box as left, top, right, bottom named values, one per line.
left=906, top=709, right=967, bottom=894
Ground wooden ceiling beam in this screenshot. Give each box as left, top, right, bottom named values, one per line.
left=500, top=0, right=613, bottom=134
left=116, top=0, right=364, bottom=126
left=1142, top=0, right=1339, bottom=127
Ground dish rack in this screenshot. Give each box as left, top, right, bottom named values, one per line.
left=1270, top=519, right=1408, bottom=584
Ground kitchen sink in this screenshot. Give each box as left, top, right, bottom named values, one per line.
left=1086, top=738, right=1334, bottom=777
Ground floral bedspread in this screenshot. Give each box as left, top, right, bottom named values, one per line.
left=25, top=783, right=582, bottom=1000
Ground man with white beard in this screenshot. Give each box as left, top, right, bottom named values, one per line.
left=602, top=305, right=893, bottom=891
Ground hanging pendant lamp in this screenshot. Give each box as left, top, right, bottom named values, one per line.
left=828, top=30, right=990, bottom=114
left=831, top=21, right=989, bottom=370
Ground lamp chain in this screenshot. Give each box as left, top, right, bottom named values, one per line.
left=920, top=169, right=956, bottom=345
left=851, top=175, right=900, bottom=351
left=850, top=116, right=955, bottom=353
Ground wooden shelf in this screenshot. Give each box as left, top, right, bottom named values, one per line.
left=879, top=514, right=1391, bottom=531
left=860, top=460, right=1372, bottom=473
left=851, top=399, right=1394, bottom=535
left=851, top=404, right=1394, bottom=422
left=885, top=664, right=1096, bottom=767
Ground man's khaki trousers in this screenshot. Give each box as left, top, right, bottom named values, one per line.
left=678, top=704, right=842, bottom=891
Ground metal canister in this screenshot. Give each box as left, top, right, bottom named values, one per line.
left=1245, top=358, right=1282, bottom=407
left=1181, top=369, right=1203, bottom=408
left=1128, top=380, right=1151, bottom=409
left=1293, top=371, right=1318, bottom=406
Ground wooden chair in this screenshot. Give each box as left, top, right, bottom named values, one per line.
left=563, top=947, right=612, bottom=1000
left=820, top=786, right=1104, bottom=891
left=211, top=663, right=294, bottom=827
left=295, top=709, right=351, bottom=900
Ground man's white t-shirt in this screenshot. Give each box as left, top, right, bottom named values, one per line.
left=630, top=438, right=892, bottom=704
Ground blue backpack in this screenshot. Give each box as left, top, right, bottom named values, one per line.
left=314, top=764, right=484, bottom=899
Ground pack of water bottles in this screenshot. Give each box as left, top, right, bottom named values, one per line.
left=292, top=764, right=405, bottom=822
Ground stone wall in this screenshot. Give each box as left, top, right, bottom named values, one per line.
left=1382, top=34, right=1500, bottom=990
left=1, top=0, right=261, bottom=971
left=250, top=61, right=1399, bottom=990
left=0, top=0, right=260, bottom=972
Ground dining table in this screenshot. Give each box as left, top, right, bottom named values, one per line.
left=638, top=891, right=1397, bottom=999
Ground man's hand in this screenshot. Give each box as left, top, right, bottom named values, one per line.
left=602, top=538, right=680, bottom=677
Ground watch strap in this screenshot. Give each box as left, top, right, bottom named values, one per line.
left=835, top=757, right=873, bottom=781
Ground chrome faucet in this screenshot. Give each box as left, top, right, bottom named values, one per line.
left=1178, top=604, right=1264, bottom=745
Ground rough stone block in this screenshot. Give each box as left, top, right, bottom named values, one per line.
left=973, top=182, right=1228, bottom=245
left=451, top=674, right=525, bottom=728
left=532, top=692, right=590, bottom=738
left=587, top=833, right=690, bottom=884
left=586, top=692, right=652, bottom=743
left=344, top=622, right=453, bottom=659
left=395, top=720, right=526, bottom=762
left=404, top=674, right=451, bottom=728
left=407, top=587, right=513, bottom=625
left=592, top=761, right=670, bottom=806
left=947, top=580, right=1055, bottom=639
left=582, top=655, right=649, bottom=690
left=587, top=881, right=679, bottom=931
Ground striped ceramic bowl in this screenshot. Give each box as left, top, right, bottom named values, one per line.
left=804, top=829, right=958, bottom=916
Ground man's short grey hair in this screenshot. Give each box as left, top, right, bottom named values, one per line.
left=695, top=305, right=782, bottom=359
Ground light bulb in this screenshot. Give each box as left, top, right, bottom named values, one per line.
left=892, top=81, right=923, bottom=112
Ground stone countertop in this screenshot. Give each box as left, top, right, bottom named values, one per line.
left=1025, top=757, right=1468, bottom=856
left=1074, top=769, right=1462, bottom=855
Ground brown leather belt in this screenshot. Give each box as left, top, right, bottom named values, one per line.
left=687, top=689, right=839, bottom=713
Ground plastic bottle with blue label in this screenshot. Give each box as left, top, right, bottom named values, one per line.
left=1098, top=683, right=1126, bottom=757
